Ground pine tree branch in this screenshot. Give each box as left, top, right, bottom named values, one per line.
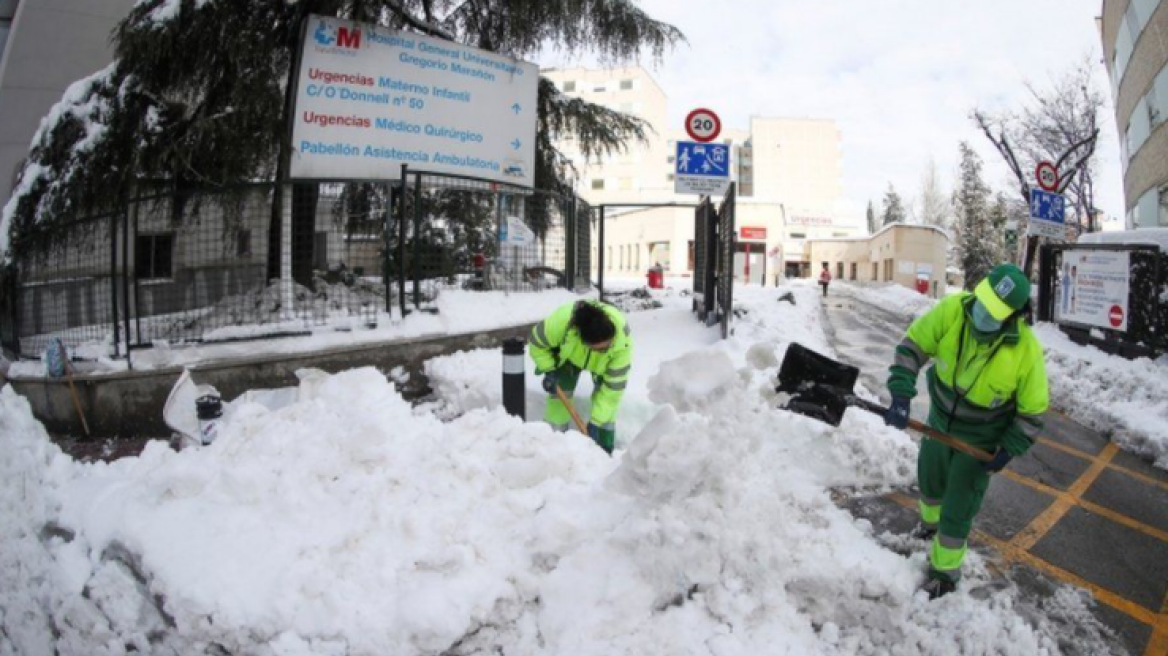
left=384, top=0, right=456, bottom=40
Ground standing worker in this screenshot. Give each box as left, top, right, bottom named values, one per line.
left=529, top=300, right=633, bottom=454
left=818, top=263, right=832, bottom=297
left=884, top=263, right=1048, bottom=599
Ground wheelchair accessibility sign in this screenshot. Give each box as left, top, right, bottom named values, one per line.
left=675, top=141, right=731, bottom=195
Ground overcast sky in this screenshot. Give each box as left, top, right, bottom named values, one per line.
left=543, top=0, right=1124, bottom=227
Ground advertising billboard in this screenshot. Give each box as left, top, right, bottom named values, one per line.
left=1055, top=250, right=1130, bottom=332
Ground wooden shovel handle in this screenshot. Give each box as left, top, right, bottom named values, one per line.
left=907, top=418, right=993, bottom=463
left=555, top=386, right=589, bottom=435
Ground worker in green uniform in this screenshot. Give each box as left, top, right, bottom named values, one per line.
left=529, top=300, right=632, bottom=454
left=885, top=263, right=1048, bottom=599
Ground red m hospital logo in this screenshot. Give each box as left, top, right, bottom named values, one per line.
left=337, top=27, right=361, bottom=49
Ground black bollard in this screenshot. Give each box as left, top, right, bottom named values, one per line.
left=502, top=338, right=526, bottom=419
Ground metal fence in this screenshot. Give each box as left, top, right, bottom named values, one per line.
left=2, top=177, right=589, bottom=362
left=690, top=183, right=736, bottom=338
left=1036, top=242, right=1167, bottom=358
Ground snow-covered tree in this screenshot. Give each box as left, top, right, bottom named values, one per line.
left=1, top=0, right=682, bottom=281
left=881, top=184, right=906, bottom=226
left=953, top=142, right=998, bottom=289
left=866, top=201, right=878, bottom=235
left=917, top=157, right=950, bottom=231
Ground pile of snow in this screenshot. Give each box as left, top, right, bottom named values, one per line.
left=842, top=282, right=939, bottom=320
left=2, top=359, right=1119, bottom=655
left=1035, top=324, right=1168, bottom=468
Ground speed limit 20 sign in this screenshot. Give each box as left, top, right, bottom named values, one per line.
left=1035, top=161, right=1059, bottom=192
left=685, top=108, right=722, bottom=143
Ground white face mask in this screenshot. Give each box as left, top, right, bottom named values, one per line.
left=971, top=299, right=1003, bottom=333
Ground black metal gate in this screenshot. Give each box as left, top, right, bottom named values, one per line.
left=690, top=183, right=736, bottom=338
left=716, top=183, right=737, bottom=339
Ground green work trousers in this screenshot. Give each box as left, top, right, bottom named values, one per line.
left=918, top=428, right=992, bottom=582
left=544, top=364, right=615, bottom=453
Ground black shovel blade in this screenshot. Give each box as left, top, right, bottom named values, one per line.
left=776, top=343, right=861, bottom=427
left=777, top=343, right=860, bottom=394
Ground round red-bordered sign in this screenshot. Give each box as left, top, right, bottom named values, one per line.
left=685, top=108, right=722, bottom=143
left=1109, top=304, right=1124, bottom=328
left=1035, top=161, right=1059, bottom=192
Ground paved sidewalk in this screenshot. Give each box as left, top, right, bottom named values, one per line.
left=822, top=292, right=1168, bottom=656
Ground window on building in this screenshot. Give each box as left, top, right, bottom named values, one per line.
left=620, top=79, right=634, bottom=90
left=562, top=80, right=576, bottom=92
left=1153, top=65, right=1168, bottom=129
left=136, top=234, right=174, bottom=280
left=607, top=247, right=613, bottom=269
left=1116, top=15, right=1135, bottom=79
left=872, top=262, right=879, bottom=281
left=850, top=263, right=857, bottom=281
left=666, top=173, right=674, bottom=182
left=592, top=178, right=605, bottom=190
left=593, top=84, right=607, bottom=93
left=1134, top=187, right=1161, bottom=228
left=1133, top=0, right=1160, bottom=28
left=836, top=262, right=844, bottom=280
left=667, top=155, right=675, bottom=163
left=790, top=232, right=806, bottom=239
left=1129, top=96, right=1152, bottom=159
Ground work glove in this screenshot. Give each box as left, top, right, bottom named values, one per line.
left=884, top=396, right=911, bottom=430
left=542, top=371, right=560, bottom=395
left=983, top=448, right=1013, bottom=473
left=588, top=423, right=615, bottom=455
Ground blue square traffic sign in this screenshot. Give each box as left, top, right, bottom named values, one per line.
left=676, top=141, right=730, bottom=178
left=1029, top=188, right=1065, bottom=223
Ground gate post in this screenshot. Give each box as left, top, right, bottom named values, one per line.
left=597, top=206, right=606, bottom=299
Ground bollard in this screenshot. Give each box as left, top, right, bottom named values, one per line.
left=195, top=394, right=223, bottom=445
left=502, top=338, right=526, bottom=419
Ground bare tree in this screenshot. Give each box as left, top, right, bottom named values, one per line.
left=972, top=58, right=1101, bottom=276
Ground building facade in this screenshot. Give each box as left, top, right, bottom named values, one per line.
left=0, top=0, right=135, bottom=206
left=806, top=224, right=949, bottom=297
left=1101, top=0, right=1168, bottom=229
left=542, top=66, right=861, bottom=283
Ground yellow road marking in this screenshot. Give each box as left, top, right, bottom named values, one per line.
left=1142, top=589, right=1168, bottom=656
left=1038, top=437, right=1168, bottom=495
left=1011, top=443, right=1120, bottom=551
left=1001, top=471, right=1168, bottom=545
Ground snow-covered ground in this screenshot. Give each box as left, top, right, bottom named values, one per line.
left=7, top=289, right=585, bottom=379
left=1, top=278, right=1125, bottom=655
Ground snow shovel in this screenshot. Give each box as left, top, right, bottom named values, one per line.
left=776, top=343, right=992, bottom=463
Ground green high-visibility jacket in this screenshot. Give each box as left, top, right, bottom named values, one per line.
left=888, top=293, right=1049, bottom=456
left=529, top=300, right=633, bottom=427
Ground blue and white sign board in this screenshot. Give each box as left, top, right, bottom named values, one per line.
left=500, top=216, right=534, bottom=244
left=291, top=15, right=538, bottom=187
left=1028, top=188, right=1066, bottom=240
left=675, top=141, right=731, bottom=195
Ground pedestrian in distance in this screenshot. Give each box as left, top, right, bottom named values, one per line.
left=884, top=263, right=1048, bottom=600
left=529, top=300, right=633, bottom=454
left=819, top=263, right=832, bottom=297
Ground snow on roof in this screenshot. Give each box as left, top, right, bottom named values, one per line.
left=1078, top=228, right=1168, bottom=252
left=808, top=222, right=950, bottom=243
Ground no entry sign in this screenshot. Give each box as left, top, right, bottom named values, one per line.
left=685, top=108, right=722, bottom=143
left=1035, top=161, right=1059, bottom=192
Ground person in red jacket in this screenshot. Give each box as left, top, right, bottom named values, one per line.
left=819, top=263, right=832, bottom=297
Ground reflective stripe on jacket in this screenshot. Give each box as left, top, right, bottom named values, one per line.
left=528, top=300, right=632, bottom=426
left=888, top=292, right=1048, bottom=456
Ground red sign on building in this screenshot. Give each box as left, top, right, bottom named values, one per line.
left=740, top=226, right=767, bottom=240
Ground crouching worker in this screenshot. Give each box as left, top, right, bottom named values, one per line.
left=885, top=263, right=1048, bottom=599
left=529, top=300, right=632, bottom=454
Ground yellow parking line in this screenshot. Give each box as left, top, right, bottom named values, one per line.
left=888, top=492, right=1163, bottom=626
left=1142, top=591, right=1168, bottom=656
left=1011, top=443, right=1119, bottom=551
left=1002, top=471, right=1168, bottom=545
left=1037, top=437, right=1168, bottom=495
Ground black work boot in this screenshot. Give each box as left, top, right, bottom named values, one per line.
left=911, top=523, right=937, bottom=542
left=921, top=576, right=957, bottom=600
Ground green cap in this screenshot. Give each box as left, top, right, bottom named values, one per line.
left=973, top=263, right=1030, bottom=320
